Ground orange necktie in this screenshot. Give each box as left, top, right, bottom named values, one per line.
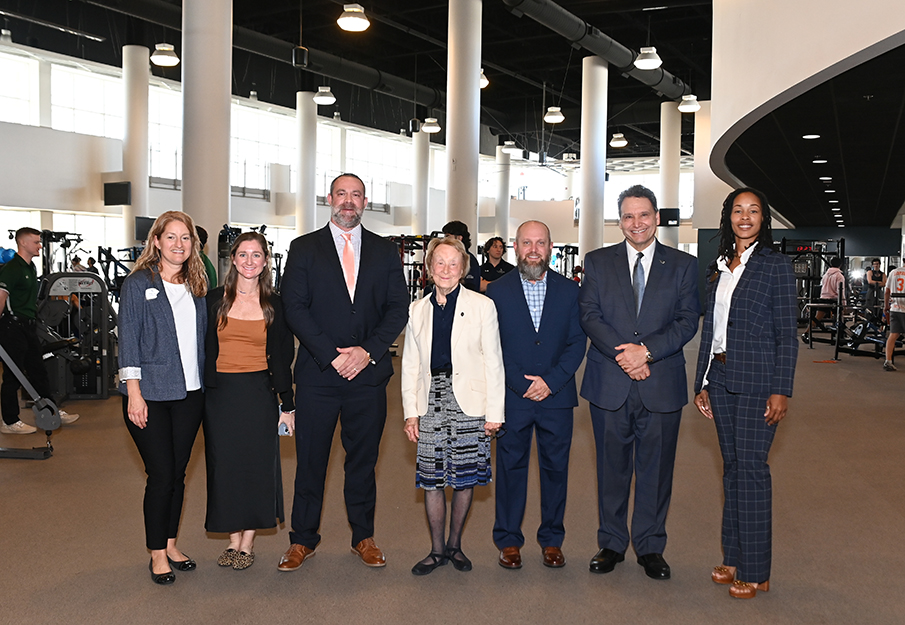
left=342, top=232, right=355, bottom=296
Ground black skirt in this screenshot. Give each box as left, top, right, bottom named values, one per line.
left=203, top=370, right=284, bottom=533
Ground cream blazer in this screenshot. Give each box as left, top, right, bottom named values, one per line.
left=400, top=286, right=505, bottom=423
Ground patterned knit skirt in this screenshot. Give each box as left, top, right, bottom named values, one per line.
left=415, top=373, right=492, bottom=490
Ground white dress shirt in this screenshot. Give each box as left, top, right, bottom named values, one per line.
left=625, top=238, right=656, bottom=287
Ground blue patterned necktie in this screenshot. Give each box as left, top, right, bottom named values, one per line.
left=633, top=252, right=645, bottom=316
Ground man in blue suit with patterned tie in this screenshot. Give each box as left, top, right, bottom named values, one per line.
left=487, top=221, right=586, bottom=570
left=579, top=185, right=699, bottom=580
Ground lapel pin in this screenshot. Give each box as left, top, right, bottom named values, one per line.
left=659, top=259, right=665, bottom=264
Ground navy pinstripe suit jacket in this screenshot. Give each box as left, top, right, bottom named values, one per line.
left=693, top=246, right=798, bottom=397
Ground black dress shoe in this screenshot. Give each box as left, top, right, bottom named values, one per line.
left=411, top=553, right=448, bottom=576
left=445, top=546, right=472, bottom=572
left=149, top=560, right=175, bottom=585
left=589, top=548, right=625, bottom=574
left=167, top=555, right=197, bottom=571
left=637, top=553, right=670, bottom=580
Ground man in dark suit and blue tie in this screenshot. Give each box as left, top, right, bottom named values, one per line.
left=278, top=173, right=409, bottom=571
left=486, top=221, right=586, bottom=570
left=579, top=185, right=699, bottom=580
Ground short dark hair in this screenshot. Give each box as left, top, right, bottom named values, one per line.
left=442, top=220, right=472, bottom=250
left=196, top=225, right=208, bottom=247
left=830, top=257, right=842, bottom=268
left=483, top=236, right=504, bottom=254
left=871, top=258, right=881, bottom=265
left=329, top=172, right=366, bottom=195
left=617, top=185, right=658, bottom=217
left=15, top=227, right=41, bottom=244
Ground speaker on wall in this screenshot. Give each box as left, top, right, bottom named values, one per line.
left=659, top=208, right=680, bottom=227
left=104, top=181, right=132, bottom=206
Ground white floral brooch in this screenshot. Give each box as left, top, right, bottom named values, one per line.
left=145, top=288, right=159, bottom=300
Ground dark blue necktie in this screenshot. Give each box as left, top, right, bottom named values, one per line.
left=633, top=252, right=645, bottom=316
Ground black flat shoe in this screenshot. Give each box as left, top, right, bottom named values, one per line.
left=445, top=546, right=472, bottom=572
left=149, top=560, right=175, bottom=585
left=411, top=552, right=447, bottom=576
left=589, top=548, right=624, bottom=574
left=637, top=553, right=671, bottom=580
left=167, top=555, right=197, bottom=571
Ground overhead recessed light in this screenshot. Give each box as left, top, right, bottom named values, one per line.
left=837, top=224, right=845, bottom=227
left=829, top=200, right=839, bottom=203
left=825, top=189, right=835, bottom=193
left=832, top=207, right=840, bottom=211
left=802, top=134, right=821, bottom=139
left=819, top=176, right=832, bottom=181
left=813, top=158, right=828, bottom=164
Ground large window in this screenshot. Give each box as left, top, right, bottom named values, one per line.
left=148, top=84, right=183, bottom=180
left=0, top=51, right=39, bottom=126
left=51, top=213, right=126, bottom=272
left=231, top=103, right=296, bottom=191
left=346, top=129, right=413, bottom=204
left=51, top=64, right=123, bottom=139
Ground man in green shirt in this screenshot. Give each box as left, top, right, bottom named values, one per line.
left=0, top=227, right=79, bottom=434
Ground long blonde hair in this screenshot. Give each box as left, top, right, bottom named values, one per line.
left=215, top=232, right=275, bottom=329
left=131, top=211, right=208, bottom=298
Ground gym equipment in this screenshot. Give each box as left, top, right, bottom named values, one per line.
left=389, top=234, right=431, bottom=301
left=0, top=342, right=59, bottom=460
left=37, top=272, right=115, bottom=402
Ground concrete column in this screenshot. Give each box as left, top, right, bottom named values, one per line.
left=579, top=56, right=608, bottom=258
left=296, top=92, right=317, bottom=235
left=658, top=100, right=681, bottom=248
left=122, top=45, right=149, bottom=245
left=412, top=130, right=430, bottom=235
left=182, top=0, right=232, bottom=241
left=692, top=101, right=733, bottom=230
left=445, top=0, right=482, bottom=238
left=495, top=145, right=511, bottom=242
left=38, top=61, right=52, bottom=128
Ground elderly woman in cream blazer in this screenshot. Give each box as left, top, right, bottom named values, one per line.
left=401, top=236, right=504, bottom=576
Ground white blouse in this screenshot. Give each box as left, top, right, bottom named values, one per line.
left=163, top=280, right=201, bottom=392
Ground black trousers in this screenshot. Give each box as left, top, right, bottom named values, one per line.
left=289, top=383, right=388, bottom=549
left=0, top=316, right=51, bottom=425
left=123, top=390, right=203, bottom=550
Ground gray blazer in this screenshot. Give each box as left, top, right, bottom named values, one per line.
left=118, top=268, right=206, bottom=401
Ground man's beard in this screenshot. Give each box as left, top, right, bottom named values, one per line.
left=332, top=203, right=363, bottom=229
left=517, top=253, right=550, bottom=281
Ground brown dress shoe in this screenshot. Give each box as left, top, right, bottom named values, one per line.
left=712, top=565, right=735, bottom=584
left=542, top=546, right=565, bottom=568
left=277, top=544, right=315, bottom=571
left=498, top=546, right=522, bottom=569
left=351, top=538, right=386, bottom=567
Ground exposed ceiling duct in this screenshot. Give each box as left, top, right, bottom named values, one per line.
left=501, top=0, right=693, bottom=100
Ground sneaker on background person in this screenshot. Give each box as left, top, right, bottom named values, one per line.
left=59, top=410, right=79, bottom=425
left=0, top=420, right=37, bottom=435
left=883, top=360, right=897, bottom=372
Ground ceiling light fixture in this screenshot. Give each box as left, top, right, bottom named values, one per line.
left=802, top=134, right=821, bottom=140
left=501, top=140, right=522, bottom=155
left=819, top=176, right=832, bottom=181
left=610, top=133, right=628, bottom=148
left=337, top=4, right=370, bottom=32
left=829, top=200, right=839, bottom=203
left=421, top=117, right=441, bottom=134
left=634, top=47, right=662, bottom=70
left=313, top=86, right=336, bottom=105
left=543, top=106, right=565, bottom=124
left=825, top=189, right=835, bottom=193
left=480, top=68, right=489, bottom=89
left=677, top=94, right=701, bottom=113
left=813, top=158, right=828, bottom=164
left=150, top=43, right=180, bottom=67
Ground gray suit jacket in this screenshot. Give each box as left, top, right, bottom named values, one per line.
left=118, top=268, right=206, bottom=401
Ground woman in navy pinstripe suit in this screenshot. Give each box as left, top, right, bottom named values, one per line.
left=693, top=188, right=798, bottom=599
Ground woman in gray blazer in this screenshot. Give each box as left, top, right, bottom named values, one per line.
left=119, top=211, right=208, bottom=585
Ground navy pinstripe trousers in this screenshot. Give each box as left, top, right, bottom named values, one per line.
left=705, top=360, right=776, bottom=584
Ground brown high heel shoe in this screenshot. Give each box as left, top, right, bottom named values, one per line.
left=711, top=565, right=735, bottom=584
left=729, top=579, right=769, bottom=599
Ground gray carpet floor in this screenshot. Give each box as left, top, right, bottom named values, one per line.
left=1, top=331, right=903, bottom=625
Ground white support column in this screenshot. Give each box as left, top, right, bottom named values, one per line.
left=412, top=130, right=430, bottom=235
left=296, top=92, right=318, bottom=235
left=182, top=0, right=232, bottom=242
left=563, top=168, right=575, bottom=201
left=495, top=145, right=511, bottom=242
left=579, top=56, right=608, bottom=258
left=122, top=45, right=149, bottom=245
left=38, top=61, right=52, bottom=128
left=445, top=0, right=482, bottom=238
left=658, top=100, right=681, bottom=248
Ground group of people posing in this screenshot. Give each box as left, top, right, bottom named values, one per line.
left=119, top=174, right=797, bottom=601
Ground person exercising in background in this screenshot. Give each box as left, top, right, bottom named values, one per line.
left=866, top=258, right=885, bottom=316
left=883, top=265, right=905, bottom=372
left=0, top=227, right=79, bottom=435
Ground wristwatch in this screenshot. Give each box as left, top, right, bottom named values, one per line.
left=641, top=342, right=653, bottom=363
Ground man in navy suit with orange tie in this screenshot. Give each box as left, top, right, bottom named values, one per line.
left=486, top=221, right=586, bottom=570
left=579, top=185, right=699, bottom=580
left=278, top=173, right=409, bottom=571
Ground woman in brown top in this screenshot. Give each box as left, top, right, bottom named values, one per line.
left=203, top=232, right=296, bottom=570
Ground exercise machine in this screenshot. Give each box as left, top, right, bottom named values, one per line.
left=0, top=343, right=60, bottom=460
